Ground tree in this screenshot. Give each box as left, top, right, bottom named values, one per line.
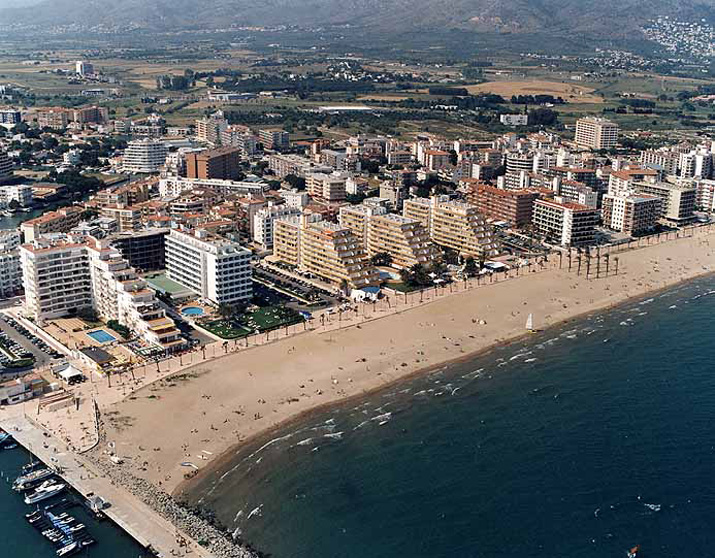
left=464, top=257, right=479, bottom=277
left=371, top=252, right=393, bottom=267
left=429, top=259, right=447, bottom=278
left=284, top=174, right=306, bottom=191
left=217, top=303, right=235, bottom=322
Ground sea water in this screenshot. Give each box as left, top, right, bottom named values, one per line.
left=187, top=276, right=715, bottom=558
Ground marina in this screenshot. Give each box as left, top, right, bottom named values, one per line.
left=0, top=411, right=216, bottom=558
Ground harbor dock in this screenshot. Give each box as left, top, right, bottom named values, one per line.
left=1, top=411, right=215, bottom=558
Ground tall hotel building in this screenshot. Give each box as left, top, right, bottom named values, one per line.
left=123, top=138, right=168, bottom=174
left=166, top=228, right=252, bottom=305
left=574, top=117, right=619, bottom=150
left=366, top=214, right=437, bottom=269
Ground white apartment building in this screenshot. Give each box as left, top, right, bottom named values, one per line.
left=533, top=198, right=599, bottom=246
left=635, top=181, right=696, bottom=224
left=159, top=176, right=266, bottom=198
left=0, top=231, right=22, bottom=298
left=20, top=239, right=93, bottom=322
left=252, top=202, right=302, bottom=250
left=166, top=228, right=252, bottom=305
left=0, top=184, right=32, bottom=207
left=86, top=240, right=185, bottom=351
left=574, top=117, right=619, bottom=150
left=602, top=194, right=661, bottom=236
left=123, top=138, right=168, bottom=174
left=694, top=178, right=715, bottom=211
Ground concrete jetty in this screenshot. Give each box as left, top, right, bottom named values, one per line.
left=0, top=411, right=215, bottom=558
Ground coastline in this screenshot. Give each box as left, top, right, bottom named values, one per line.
left=176, top=266, right=713, bottom=500
left=93, top=228, right=715, bottom=500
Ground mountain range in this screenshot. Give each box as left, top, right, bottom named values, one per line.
left=2, top=0, right=715, bottom=46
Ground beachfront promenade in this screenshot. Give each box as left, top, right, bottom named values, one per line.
left=0, top=408, right=216, bottom=558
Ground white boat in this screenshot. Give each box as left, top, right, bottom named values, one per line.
left=24, top=482, right=66, bottom=504
left=526, top=313, right=535, bottom=332
left=14, top=467, right=54, bottom=490
left=56, top=541, right=79, bottom=557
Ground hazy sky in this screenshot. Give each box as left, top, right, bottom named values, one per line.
left=0, top=0, right=43, bottom=7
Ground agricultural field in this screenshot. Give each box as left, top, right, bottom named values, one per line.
left=464, top=80, right=603, bottom=104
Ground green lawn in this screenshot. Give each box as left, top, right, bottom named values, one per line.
left=199, top=306, right=303, bottom=339
left=200, top=320, right=252, bottom=340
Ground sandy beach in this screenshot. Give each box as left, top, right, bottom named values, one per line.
left=91, top=229, right=715, bottom=497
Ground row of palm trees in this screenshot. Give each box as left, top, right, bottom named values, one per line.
left=558, top=246, right=619, bottom=279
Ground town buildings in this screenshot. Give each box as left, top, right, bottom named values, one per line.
left=0, top=150, right=13, bottom=180
left=470, top=184, right=540, bottom=227
left=259, top=129, right=290, bottom=151
left=21, top=207, right=84, bottom=242
left=634, top=181, right=696, bottom=224
left=602, top=194, right=662, bottom=235
left=252, top=203, right=302, bottom=250
left=0, top=231, right=23, bottom=298
left=366, top=213, right=437, bottom=269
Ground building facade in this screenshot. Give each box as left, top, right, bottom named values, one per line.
left=533, top=198, right=599, bottom=246
left=574, top=117, right=619, bottom=150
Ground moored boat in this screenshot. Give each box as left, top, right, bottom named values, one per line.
left=24, top=482, right=66, bottom=505
left=13, top=467, right=54, bottom=491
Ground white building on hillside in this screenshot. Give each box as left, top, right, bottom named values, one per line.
left=123, top=138, right=167, bottom=174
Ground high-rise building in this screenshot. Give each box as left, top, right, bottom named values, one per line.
left=602, top=194, right=661, bottom=236
left=252, top=202, right=301, bottom=250
left=186, top=147, right=241, bottom=180
left=339, top=203, right=388, bottom=246
left=195, top=111, right=228, bottom=146
left=306, top=172, right=348, bottom=203
left=20, top=239, right=93, bottom=321
left=109, top=229, right=168, bottom=272
left=532, top=198, right=599, bottom=246
left=366, top=214, right=437, bottom=269
left=259, top=129, right=290, bottom=151
left=0, top=109, right=22, bottom=126
left=123, top=139, right=168, bottom=174
left=634, top=181, right=696, bottom=224
left=166, top=228, right=252, bottom=305
left=403, top=197, right=499, bottom=258
left=470, top=184, right=540, bottom=228
left=0, top=231, right=23, bottom=299
left=574, top=117, right=619, bottom=150
left=299, top=222, right=380, bottom=290
left=0, top=151, right=13, bottom=180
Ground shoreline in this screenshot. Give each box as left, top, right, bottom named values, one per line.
left=175, top=267, right=712, bottom=499
left=93, top=228, right=715, bottom=499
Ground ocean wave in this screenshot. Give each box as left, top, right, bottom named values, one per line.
left=324, top=432, right=344, bottom=441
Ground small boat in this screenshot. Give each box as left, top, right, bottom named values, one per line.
left=13, top=467, right=54, bottom=491
left=526, top=313, right=537, bottom=333
left=56, top=541, right=80, bottom=557
left=627, top=545, right=640, bottom=558
left=0, top=430, right=11, bottom=444
left=3, top=443, right=19, bottom=450
left=24, top=482, right=66, bottom=504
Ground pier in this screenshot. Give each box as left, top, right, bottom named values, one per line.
left=1, top=411, right=215, bottom=558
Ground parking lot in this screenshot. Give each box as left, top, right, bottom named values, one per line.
left=0, top=314, right=63, bottom=369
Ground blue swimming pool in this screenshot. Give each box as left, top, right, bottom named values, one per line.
left=181, top=306, right=204, bottom=317
left=87, top=329, right=117, bottom=344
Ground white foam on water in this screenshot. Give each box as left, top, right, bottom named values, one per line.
left=296, top=438, right=314, bottom=446
left=247, top=504, right=263, bottom=520
left=324, top=432, right=344, bottom=440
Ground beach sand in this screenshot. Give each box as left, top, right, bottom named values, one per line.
left=93, top=230, right=715, bottom=496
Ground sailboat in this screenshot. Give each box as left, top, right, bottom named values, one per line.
left=627, top=546, right=640, bottom=558
left=526, top=313, right=536, bottom=333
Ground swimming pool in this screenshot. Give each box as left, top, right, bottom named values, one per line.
left=181, top=306, right=205, bottom=317
left=87, top=329, right=117, bottom=344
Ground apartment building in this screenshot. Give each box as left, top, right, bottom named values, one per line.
left=86, top=240, right=185, bottom=352
left=425, top=150, right=451, bottom=171
left=505, top=152, right=534, bottom=175
left=0, top=150, right=13, bottom=179
left=0, top=109, right=22, bottom=126
left=574, top=117, right=619, bottom=150
left=196, top=111, right=228, bottom=146
left=556, top=180, right=598, bottom=209
left=602, top=194, right=661, bottom=236
left=268, top=153, right=331, bottom=179
left=221, top=126, right=257, bottom=157
left=299, top=222, right=380, bottom=290
left=273, top=213, right=323, bottom=268
left=252, top=202, right=302, bottom=250
left=366, top=214, right=437, bottom=269
left=123, top=138, right=167, bottom=174
left=166, top=228, right=252, bottom=305
left=259, top=129, right=290, bottom=151
left=20, top=239, right=93, bottom=321
left=0, top=231, right=23, bottom=298
left=339, top=203, right=388, bottom=245
left=532, top=198, right=599, bottom=246
left=634, top=181, right=696, bottom=224
left=99, top=205, right=142, bottom=232
left=694, top=178, right=715, bottom=211
left=0, top=184, right=32, bottom=207
left=73, top=106, right=109, bottom=125
left=403, top=196, right=498, bottom=258
left=470, top=184, right=540, bottom=228
left=639, top=149, right=679, bottom=175
left=158, top=176, right=266, bottom=198
left=186, top=147, right=241, bottom=180
left=21, top=206, right=84, bottom=242
left=35, top=108, right=70, bottom=129
left=607, top=168, right=659, bottom=197
left=306, top=172, right=347, bottom=203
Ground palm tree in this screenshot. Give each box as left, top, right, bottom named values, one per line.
left=614, top=256, right=619, bottom=276
left=604, top=253, right=610, bottom=276
left=339, top=278, right=350, bottom=297
left=576, top=248, right=582, bottom=276
left=217, top=303, right=234, bottom=322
